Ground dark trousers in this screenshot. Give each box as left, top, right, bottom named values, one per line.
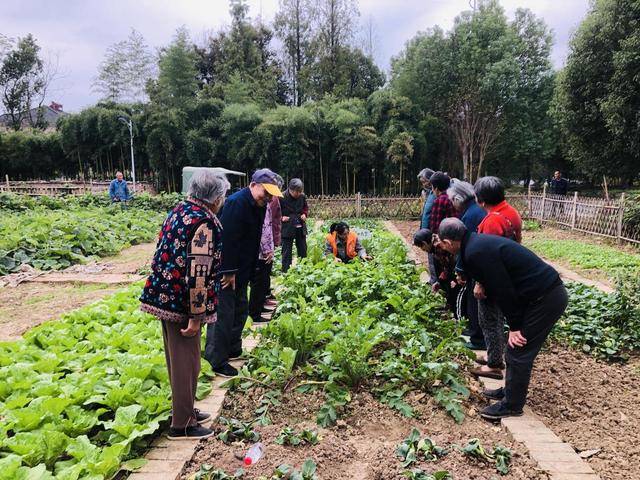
left=461, top=279, right=484, bottom=346
left=161, top=320, right=201, bottom=429
left=249, top=259, right=272, bottom=321
left=504, top=283, right=568, bottom=411
left=282, top=229, right=307, bottom=273
left=204, top=283, right=249, bottom=369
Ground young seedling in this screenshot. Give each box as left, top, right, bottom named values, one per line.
left=396, top=428, right=447, bottom=467
left=458, top=438, right=512, bottom=475
left=216, top=417, right=260, bottom=444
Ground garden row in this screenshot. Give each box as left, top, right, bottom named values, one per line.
left=0, top=193, right=180, bottom=275
left=0, top=285, right=213, bottom=479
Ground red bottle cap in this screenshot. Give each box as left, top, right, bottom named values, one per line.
left=244, top=457, right=252, bottom=466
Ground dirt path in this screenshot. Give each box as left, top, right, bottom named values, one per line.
left=0, top=242, right=155, bottom=341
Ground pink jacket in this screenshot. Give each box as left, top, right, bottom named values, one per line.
left=269, top=195, right=282, bottom=247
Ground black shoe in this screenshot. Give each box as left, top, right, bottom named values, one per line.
left=480, top=401, right=523, bottom=421
left=464, top=341, right=486, bottom=351
left=213, top=363, right=238, bottom=378
left=482, top=387, right=505, bottom=401
left=229, top=350, right=243, bottom=360
left=167, top=424, right=214, bottom=440
left=194, top=408, right=212, bottom=424
left=462, top=328, right=472, bottom=336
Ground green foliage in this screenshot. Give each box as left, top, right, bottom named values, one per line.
left=396, top=429, right=447, bottom=467
left=459, top=439, right=511, bottom=475
left=263, top=459, right=318, bottom=480
left=0, top=202, right=165, bottom=275
left=191, top=465, right=245, bottom=480
left=275, top=427, right=319, bottom=446
left=216, top=417, right=260, bottom=443
left=553, top=281, right=640, bottom=360
left=0, top=285, right=213, bottom=478
left=403, top=469, right=451, bottom=480
left=524, top=238, right=640, bottom=280
left=235, top=222, right=469, bottom=427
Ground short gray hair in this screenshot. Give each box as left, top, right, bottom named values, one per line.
left=447, top=180, right=476, bottom=210
left=417, top=168, right=435, bottom=181
left=438, top=217, right=467, bottom=241
left=474, top=176, right=505, bottom=205
left=187, top=169, right=230, bottom=203
left=289, top=178, right=303, bottom=191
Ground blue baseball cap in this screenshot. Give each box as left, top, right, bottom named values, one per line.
left=251, top=168, right=283, bottom=197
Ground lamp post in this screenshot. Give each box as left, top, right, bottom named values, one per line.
left=118, top=116, right=136, bottom=193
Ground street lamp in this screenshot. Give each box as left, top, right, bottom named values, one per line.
left=118, top=116, right=136, bottom=193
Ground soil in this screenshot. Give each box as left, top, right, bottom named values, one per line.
left=182, top=385, right=548, bottom=480
left=0, top=242, right=155, bottom=341
left=529, top=347, right=640, bottom=480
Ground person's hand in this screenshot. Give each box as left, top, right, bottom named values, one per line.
left=264, top=251, right=274, bottom=264
left=450, top=280, right=457, bottom=289
left=221, top=273, right=236, bottom=290
left=300, top=214, right=307, bottom=222
left=473, top=282, right=486, bottom=300
left=431, top=282, right=440, bottom=293
left=508, top=330, right=527, bottom=348
left=282, top=216, right=290, bottom=222
left=456, top=272, right=467, bottom=286
left=432, top=234, right=441, bottom=248
left=180, top=318, right=201, bottom=337
left=335, top=257, right=343, bottom=263
left=364, top=254, right=373, bottom=261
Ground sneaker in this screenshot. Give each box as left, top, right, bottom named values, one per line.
left=464, top=341, right=486, bottom=351
left=482, top=387, right=505, bottom=401
left=213, top=363, right=239, bottom=378
left=470, top=366, right=504, bottom=380
left=167, top=424, right=214, bottom=440
left=194, top=408, right=212, bottom=424
left=480, top=401, right=523, bottom=421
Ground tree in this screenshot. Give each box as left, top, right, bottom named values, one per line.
left=0, top=34, right=44, bottom=130
left=93, top=29, right=155, bottom=103
left=555, top=0, right=640, bottom=183
left=154, top=27, right=199, bottom=108
left=387, top=132, right=414, bottom=196
left=274, top=0, right=315, bottom=105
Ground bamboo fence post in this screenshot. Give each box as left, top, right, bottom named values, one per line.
left=617, top=192, right=626, bottom=244
left=527, top=182, right=532, bottom=217
left=541, top=183, right=547, bottom=222
left=5, top=175, right=9, bottom=189
left=356, top=192, right=362, bottom=218
left=571, top=191, right=578, bottom=230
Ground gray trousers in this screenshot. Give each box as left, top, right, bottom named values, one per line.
left=478, top=298, right=506, bottom=368
left=161, top=320, right=200, bottom=429
left=504, top=283, right=568, bottom=411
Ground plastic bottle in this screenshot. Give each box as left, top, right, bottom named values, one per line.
left=243, top=442, right=264, bottom=466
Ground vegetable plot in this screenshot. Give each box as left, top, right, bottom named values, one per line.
left=0, top=203, right=166, bottom=275
left=228, top=221, right=470, bottom=426
left=0, top=286, right=213, bottom=479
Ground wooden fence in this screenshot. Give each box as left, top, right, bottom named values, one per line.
left=308, top=189, right=640, bottom=245
left=0, top=179, right=156, bottom=196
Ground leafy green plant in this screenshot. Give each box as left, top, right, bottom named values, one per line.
left=216, top=417, right=261, bottom=443
left=459, top=439, right=512, bottom=475
left=396, top=429, right=447, bottom=467
left=403, top=469, right=451, bottom=480
left=275, top=427, right=319, bottom=446
left=191, top=464, right=245, bottom=480
left=263, top=459, right=318, bottom=480
left=316, top=384, right=351, bottom=428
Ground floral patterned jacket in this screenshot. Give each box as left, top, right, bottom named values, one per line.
left=140, top=198, right=222, bottom=323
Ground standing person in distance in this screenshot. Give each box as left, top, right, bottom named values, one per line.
left=204, top=169, right=283, bottom=378
left=280, top=178, right=309, bottom=273
left=109, top=171, right=131, bottom=204
left=139, top=170, right=228, bottom=440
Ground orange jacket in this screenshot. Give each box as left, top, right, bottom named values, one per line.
left=326, top=231, right=358, bottom=260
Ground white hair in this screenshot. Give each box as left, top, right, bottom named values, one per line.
left=447, top=180, right=476, bottom=210
left=187, top=169, right=230, bottom=203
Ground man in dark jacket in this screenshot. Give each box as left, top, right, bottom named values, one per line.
left=549, top=171, right=569, bottom=196
left=280, top=178, right=309, bottom=273
left=204, top=169, right=283, bottom=377
left=437, top=218, right=568, bottom=420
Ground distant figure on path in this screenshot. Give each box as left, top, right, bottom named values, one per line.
left=109, top=171, right=131, bottom=203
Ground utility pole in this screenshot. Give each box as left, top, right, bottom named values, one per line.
left=118, top=116, right=136, bottom=193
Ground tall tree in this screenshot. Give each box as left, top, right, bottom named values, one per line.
left=154, top=27, right=199, bottom=108
left=0, top=34, right=48, bottom=131
left=556, top=0, right=640, bottom=183
left=274, top=0, right=314, bottom=105
left=93, top=29, right=155, bottom=103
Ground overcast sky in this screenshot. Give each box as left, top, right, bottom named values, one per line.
left=1, top=0, right=590, bottom=113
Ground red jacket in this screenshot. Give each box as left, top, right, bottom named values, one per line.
left=477, top=200, right=522, bottom=243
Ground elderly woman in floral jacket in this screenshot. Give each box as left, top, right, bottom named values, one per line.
left=140, top=170, right=229, bottom=440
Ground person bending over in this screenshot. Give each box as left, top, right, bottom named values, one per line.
left=325, top=222, right=370, bottom=263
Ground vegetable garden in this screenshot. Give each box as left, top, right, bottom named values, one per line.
left=0, top=197, right=639, bottom=479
